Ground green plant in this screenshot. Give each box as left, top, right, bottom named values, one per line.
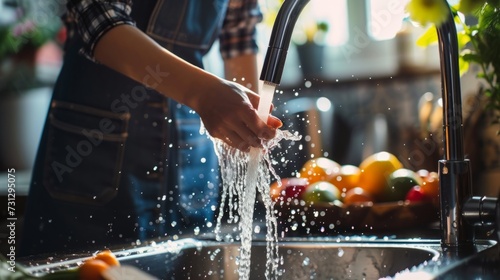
left=0, top=1, right=63, bottom=94
left=0, top=1, right=61, bottom=60
left=462, top=3, right=500, bottom=130
left=407, top=0, right=500, bottom=133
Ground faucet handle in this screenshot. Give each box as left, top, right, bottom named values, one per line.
left=463, top=196, right=498, bottom=227
left=463, top=196, right=500, bottom=244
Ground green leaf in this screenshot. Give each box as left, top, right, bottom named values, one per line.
left=461, top=50, right=482, bottom=63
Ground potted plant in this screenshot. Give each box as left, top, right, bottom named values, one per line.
left=293, top=20, right=329, bottom=79
left=0, top=0, right=62, bottom=93
left=0, top=0, right=63, bottom=169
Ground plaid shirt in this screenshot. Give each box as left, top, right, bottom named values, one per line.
left=65, top=0, right=262, bottom=60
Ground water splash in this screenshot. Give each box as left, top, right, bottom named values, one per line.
left=202, top=81, right=301, bottom=279
left=211, top=129, right=300, bottom=279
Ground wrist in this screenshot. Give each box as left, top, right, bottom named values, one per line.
left=182, top=70, right=222, bottom=112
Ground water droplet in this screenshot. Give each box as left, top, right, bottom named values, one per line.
left=338, top=248, right=345, bottom=257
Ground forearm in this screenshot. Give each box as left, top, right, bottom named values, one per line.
left=92, top=24, right=281, bottom=150
left=93, top=24, right=217, bottom=111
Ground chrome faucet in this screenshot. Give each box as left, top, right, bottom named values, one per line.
left=261, top=0, right=499, bottom=252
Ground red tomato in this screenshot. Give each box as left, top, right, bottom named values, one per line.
left=405, top=185, right=431, bottom=203
left=270, top=177, right=309, bottom=202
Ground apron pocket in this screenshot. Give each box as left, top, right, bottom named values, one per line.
left=43, top=101, right=130, bottom=205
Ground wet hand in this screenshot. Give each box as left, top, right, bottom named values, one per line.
left=194, top=79, right=282, bottom=151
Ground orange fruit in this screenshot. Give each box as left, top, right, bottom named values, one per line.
left=299, top=157, right=340, bottom=184
left=270, top=180, right=285, bottom=202
left=420, top=171, right=440, bottom=207
left=302, top=181, right=341, bottom=205
left=94, top=250, right=120, bottom=267
left=79, top=259, right=109, bottom=280
left=329, top=164, right=361, bottom=193
left=343, top=187, right=374, bottom=205
left=358, top=152, right=403, bottom=201
left=416, top=169, right=430, bottom=179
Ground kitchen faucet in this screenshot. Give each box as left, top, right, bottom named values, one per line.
left=260, top=0, right=499, bottom=252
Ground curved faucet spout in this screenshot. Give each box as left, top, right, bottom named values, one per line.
left=436, top=8, right=465, bottom=162
left=260, top=0, right=310, bottom=85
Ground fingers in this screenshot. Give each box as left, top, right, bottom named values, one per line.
left=230, top=121, right=262, bottom=148
left=242, top=114, right=278, bottom=143
left=222, top=130, right=251, bottom=152
left=218, top=116, right=281, bottom=152
left=268, top=115, right=283, bottom=129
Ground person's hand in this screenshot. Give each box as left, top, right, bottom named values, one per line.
left=92, top=25, right=280, bottom=151
left=191, top=78, right=282, bottom=151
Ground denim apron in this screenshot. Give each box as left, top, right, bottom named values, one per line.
left=20, top=0, right=227, bottom=256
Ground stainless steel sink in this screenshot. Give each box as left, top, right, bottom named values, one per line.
left=24, top=238, right=444, bottom=280
left=117, top=240, right=439, bottom=280
left=22, top=237, right=498, bottom=279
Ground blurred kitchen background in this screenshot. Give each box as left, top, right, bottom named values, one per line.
left=0, top=0, right=498, bottom=217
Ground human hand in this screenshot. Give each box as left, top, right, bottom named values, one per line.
left=192, top=78, right=282, bottom=151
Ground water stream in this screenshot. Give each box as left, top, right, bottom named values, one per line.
left=209, top=82, right=301, bottom=279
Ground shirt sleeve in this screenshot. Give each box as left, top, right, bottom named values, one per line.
left=219, top=0, right=263, bottom=59
left=66, top=0, right=136, bottom=59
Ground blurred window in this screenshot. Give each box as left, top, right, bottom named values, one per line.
left=367, top=0, right=408, bottom=41
left=309, top=0, right=348, bottom=46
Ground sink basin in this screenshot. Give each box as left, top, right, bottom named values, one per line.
left=24, top=238, right=498, bottom=280
left=116, top=239, right=440, bottom=280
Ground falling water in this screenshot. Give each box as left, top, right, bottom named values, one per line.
left=208, top=82, right=301, bottom=280
left=238, top=82, right=276, bottom=280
